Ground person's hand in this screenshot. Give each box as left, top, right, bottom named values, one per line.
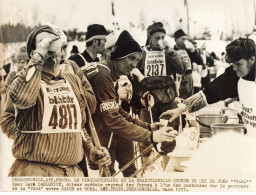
left=150, top=118, right=168, bottom=131
left=150, top=122, right=162, bottom=131
left=141, top=91, right=154, bottom=108
left=152, top=127, right=178, bottom=143
left=184, top=40, right=195, bottom=52
left=89, top=147, right=111, bottom=167
left=130, top=68, right=145, bottom=82
left=34, top=36, right=59, bottom=60
left=160, top=107, right=186, bottom=123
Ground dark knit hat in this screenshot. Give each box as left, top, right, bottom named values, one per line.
left=148, top=22, right=166, bottom=36
left=111, top=30, right=142, bottom=59
left=174, top=29, right=187, bottom=40
left=85, top=24, right=108, bottom=43
left=26, top=25, right=58, bottom=58
left=226, top=37, right=255, bottom=63
left=71, top=45, right=79, bottom=53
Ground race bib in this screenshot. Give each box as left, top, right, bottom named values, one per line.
left=238, top=78, right=256, bottom=137
left=41, top=80, right=82, bottom=134
left=144, top=51, right=166, bottom=76
left=176, top=50, right=192, bottom=70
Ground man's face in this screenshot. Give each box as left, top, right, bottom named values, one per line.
left=175, top=35, right=187, bottom=49
left=44, top=41, right=67, bottom=66
left=15, top=59, right=27, bottom=71
left=95, top=39, right=106, bottom=55
left=117, top=53, right=142, bottom=76
left=149, top=32, right=166, bottom=50
left=232, top=57, right=255, bottom=77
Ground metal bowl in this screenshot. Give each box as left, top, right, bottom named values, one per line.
left=210, top=123, right=246, bottom=135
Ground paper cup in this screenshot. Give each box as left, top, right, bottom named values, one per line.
left=160, top=119, right=168, bottom=128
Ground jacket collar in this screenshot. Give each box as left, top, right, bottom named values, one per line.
left=82, top=49, right=99, bottom=62
left=242, top=64, right=255, bottom=81
left=101, top=60, right=119, bottom=82
left=41, top=71, right=63, bottom=84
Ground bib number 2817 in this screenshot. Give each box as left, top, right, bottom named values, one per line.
left=48, top=104, right=78, bottom=129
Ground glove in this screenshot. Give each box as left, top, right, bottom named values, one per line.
left=130, top=68, right=145, bottom=82
left=34, top=35, right=59, bottom=59
left=116, top=76, right=133, bottom=103
left=141, top=91, right=154, bottom=108
left=160, top=140, right=176, bottom=154
left=89, top=147, right=111, bottom=167
left=184, top=40, right=195, bottom=52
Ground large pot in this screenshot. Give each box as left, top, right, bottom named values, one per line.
left=196, top=114, right=228, bottom=137
left=210, top=123, right=246, bottom=135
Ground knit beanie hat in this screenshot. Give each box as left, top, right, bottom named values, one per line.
left=85, top=24, right=108, bottom=43
left=174, top=29, right=187, bottom=40
left=148, top=22, right=166, bottom=36
left=16, top=45, right=29, bottom=61
left=226, top=37, right=255, bottom=63
left=111, top=30, right=142, bottom=60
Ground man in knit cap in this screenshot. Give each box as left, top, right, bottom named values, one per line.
left=104, top=31, right=154, bottom=111
left=93, top=32, right=155, bottom=176
left=69, top=24, right=108, bottom=67
left=0, top=46, right=29, bottom=118
left=130, top=22, right=185, bottom=169
left=1, top=46, right=29, bottom=95
left=161, top=37, right=256, bottom=138
left=84, top=30, right=178, bottom=176
left=173, top=29, right=203, bottom=99
left=2, top=24, right=111, bottom=177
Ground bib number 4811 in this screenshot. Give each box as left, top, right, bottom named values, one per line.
left=48, top=104, right=77, bottom=129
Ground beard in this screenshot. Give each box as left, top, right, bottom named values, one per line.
left=42, top=56, right=61, bottom=76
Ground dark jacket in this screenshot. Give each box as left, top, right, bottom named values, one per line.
left=69, top=50, right=99, bottom=68
left=174, top=45, right=203, bottom=71
left=203, top=65, right=255, bottom=104
left=84, top=60, right=152, bottom=147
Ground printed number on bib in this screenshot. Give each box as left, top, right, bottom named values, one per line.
left=41, top=80, right=82, bottom=133
left=48, top=104, right=78, bottom=129
left=146, top=64, right=164, bottom=76
left=144, top=50, right=166, bottom=76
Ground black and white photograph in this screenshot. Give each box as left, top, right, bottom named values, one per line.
left=0, top=0, right=256, bottom=192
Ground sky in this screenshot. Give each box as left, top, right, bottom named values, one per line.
left=0, top=0, right=255, bottom=39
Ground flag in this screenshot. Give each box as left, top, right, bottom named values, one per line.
left=184, top=0, right=187, bottom=7
left=111, top=1, right=115, bottom=16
